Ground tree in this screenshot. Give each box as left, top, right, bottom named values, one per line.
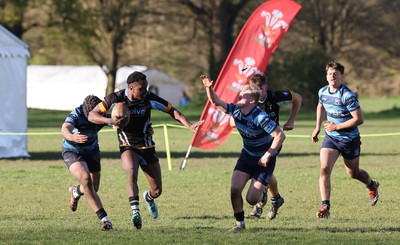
left=175, top=0, right=254, bottom=78
left=52, top=0, right=147, bottom=94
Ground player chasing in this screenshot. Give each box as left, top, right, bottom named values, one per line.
left=245, top=73, right=302, bottom=220
left=311, top=61, right=379, bottom=218
left=200, top=74, right=286, bottom=232
left=89, top=71, right=204, bottom=229
left=61, top=95, right=121, bottom=231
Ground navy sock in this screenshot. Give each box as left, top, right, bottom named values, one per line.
left=234, top=211, right=245, bottom=222
left=96, top=208, right=108, bottom=220
left=367, top=180, right=375, bottom=189
left=322, top=200, right=330, bottom=209
left=271, top=193, right=281, bottom=204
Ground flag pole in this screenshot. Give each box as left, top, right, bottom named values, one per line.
left=180, top=144, right=192, bottom=171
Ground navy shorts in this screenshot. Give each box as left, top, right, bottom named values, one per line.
left=322, top=134, right=361, bottom=160
left=120, top=146, right=159, bottom=165
left=234, top=149, right=276, bottom=186
left=62, top=148, right=101, bottom=172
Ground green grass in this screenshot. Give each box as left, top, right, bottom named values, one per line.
left=1, top=97, right=399, bottom=244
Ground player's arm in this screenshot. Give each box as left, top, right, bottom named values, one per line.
left=324, top=108, right=364, bottom=132
left=259, top=126, right=285, bottom=167
left=61, top=122, right=88, bottom=143
left=88, top=103, right=120, bottom=126
left=167, top=107, right=204, bottom=132
left=283, top=92, right=302, bottom=131
left=311, top=102, right=325, bottom=143
left=200, top=75, right=228, bottom=113
left=229, top=117, right=236, bottom=128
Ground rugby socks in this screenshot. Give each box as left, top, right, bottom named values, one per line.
left=271, top=193, right=282, bottom=205
left=322, top=200, right=330, bottom=209
left=145, top=191, right=155, bottom=203
left=129, top=196, right=140, bottom=213
left=234, top=211, right=245, bottom=222
left=73, top=185, right=83, bottom=198
left=366, top=180, right=375, bottom=190
left=96, top=208, right=110, bottom=222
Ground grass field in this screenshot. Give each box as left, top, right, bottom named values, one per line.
left=0, top=97, right=399, bottom=244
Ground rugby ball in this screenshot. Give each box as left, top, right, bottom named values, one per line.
left=111, top=102, right=130, bottom=129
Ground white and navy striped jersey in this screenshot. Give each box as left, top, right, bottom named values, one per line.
left=227, top=103, right=278, bottom=158
left=318, top=84, right=360, bottom=139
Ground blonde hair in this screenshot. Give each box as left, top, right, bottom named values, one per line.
left=242, top=84, right=261, bottom=102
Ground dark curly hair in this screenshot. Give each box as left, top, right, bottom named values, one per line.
left=127, top=71, right=147, bottom=84
left=82, top=95, right=102, bottom=118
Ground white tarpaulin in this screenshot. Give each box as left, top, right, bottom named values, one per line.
left=0, top=25, right=30, bottom=158
left=27, top=65, right=185, bottom=111
left=27, top=65, right=108, bottom=111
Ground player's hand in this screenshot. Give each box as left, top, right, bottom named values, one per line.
left=72, top=131, right=88, bottom=143
left=258, top=155, right=269, bottom=167
left=324, top=121, right=336, bottom=132
left=200, top=75, right=214, bottom=88
left=110, top=116, right=128, bottom=129
left=311, top=128, right=320, bottom=143
left=147, top=123, right=154, bottom=136
left=283, top=121, right=294, bottom=131
left=190, top=120, right=205, bottom=132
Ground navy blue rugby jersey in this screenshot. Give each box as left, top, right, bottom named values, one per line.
left=99, top=89, right=172, bottom=148
left=227, top=103, right=278, bottom=158
left=62, top=105, right=105, bottom=153
left=258, top=90, right=296, bottom=124
left=318, top=84, right=360, bottom=139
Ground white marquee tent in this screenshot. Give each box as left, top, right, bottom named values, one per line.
left=27, top=65, right=185, bottom=111
left=0, top=25, right=30, bottom=158
left=27, top=65, right=108, bottom=111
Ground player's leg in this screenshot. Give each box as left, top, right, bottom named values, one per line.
left=68, top=160, right=112, bottom=230
left=341, top=137, right=379, bottom=206
left=229, top=170, right=251, bottom=232
left=90, top=171, right=100, bottom=192
left=343, top=157, right=379, bottom=206
left=266, top=174, right=285, bottom=220
left=140, top=160, right=162, bottom=219
left=120, top=148, right=142, bottom=228
left=317, top=147, right=339, bottom=218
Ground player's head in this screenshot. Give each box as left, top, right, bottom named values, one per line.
left=237, top=84, right=261, bottom=108
left=127, top=71, right=147, bottom=85
left=127, top=71, right=148, bottom=100
left=83, top=95, right=102, bottom=118
left=325, top=61, right=344, bottom=75
left=250, top=73, right=267, bottom=87
left=250, top=73, right=267, bottom=101
left=325, top=61, right=344, bottom=87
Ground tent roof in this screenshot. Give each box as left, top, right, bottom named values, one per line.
left=0, top=25, right=30, bottom=58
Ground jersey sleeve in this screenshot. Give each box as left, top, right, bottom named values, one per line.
left=258, top=112, right=277, bottom=134
left=100, top=90, right=125, bottom=113
left=64, top=107, right=80, bottom=126
left=148, top=92, right=172, bottom=112
left=272, top=90, right=295, bottom=106
left=342, top=91, right=360, bottom=112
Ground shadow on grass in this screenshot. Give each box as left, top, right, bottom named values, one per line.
left=14, top=150, right=398, bottom=161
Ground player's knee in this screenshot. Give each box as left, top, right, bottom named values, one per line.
left=246, top=196, right=259, bottom=205
left=320, top=166, right=331, bottom=176
left=152, top=187, right=162, bottom=198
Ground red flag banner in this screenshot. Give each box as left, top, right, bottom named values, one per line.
left=191, top=0, right=301, bottom=150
